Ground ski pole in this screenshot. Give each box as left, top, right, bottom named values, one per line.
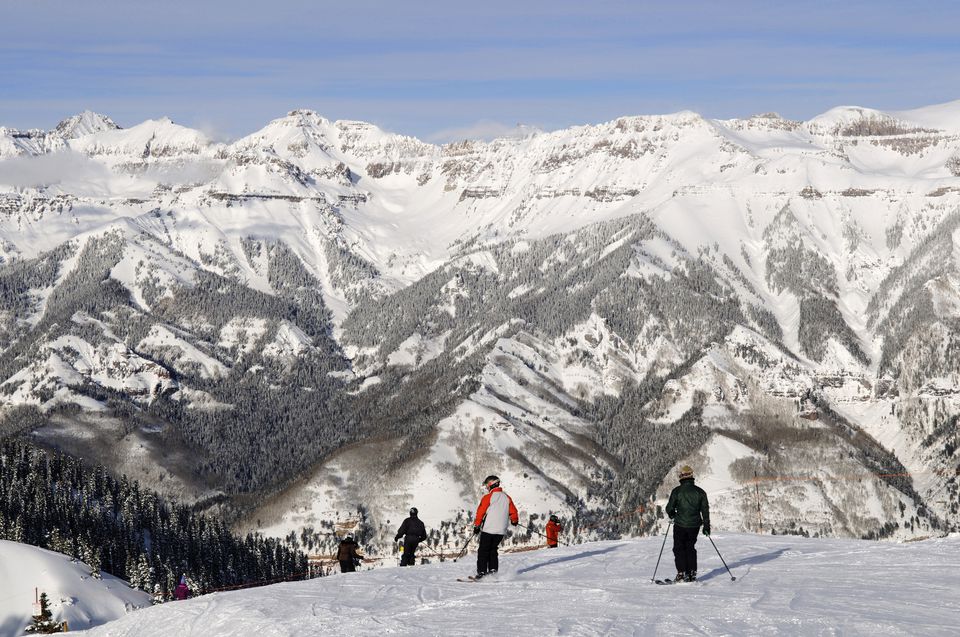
left=707, top=534, right=736, bottom=581
left=516, top=523, right=571, bottom=547
left=651, top=520, right=671, bottom=582
left=452, top=531, right=475, bottom=562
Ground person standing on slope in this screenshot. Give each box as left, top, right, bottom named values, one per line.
left=336, top=536, right=365, bottom=573
left=665, top=465, right=710, bottom=582
left=395, top=507, right=428, bottom=566
left=472, top=475, right=519, bottom=579
left=173, top=574, right=191, bottom=600
left=545, top=514, right=563, bottom=548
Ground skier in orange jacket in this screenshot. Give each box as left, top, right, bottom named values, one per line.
left=545, top=514, right=563, bottom=548
left=472, top=475, right=519, bottom=578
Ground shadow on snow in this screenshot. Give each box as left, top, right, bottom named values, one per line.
left=516, top=545, right=623, bottom=575
left=697, top=547, right=788, bottom=582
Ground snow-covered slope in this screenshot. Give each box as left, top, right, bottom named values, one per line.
left=0, top=540, right=149, bottom=635
left=76, top=533, right=960, bottom=636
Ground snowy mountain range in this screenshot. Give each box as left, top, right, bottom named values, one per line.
left=1, top=100, right=959, bottom=549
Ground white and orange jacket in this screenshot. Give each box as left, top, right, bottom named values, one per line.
left=474, top=487, right=519, bottom=535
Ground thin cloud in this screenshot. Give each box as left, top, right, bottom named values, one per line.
left=140, top=159, right=223, bottom=186
left=0, top=151, right=111, bottom=188
left=0, top=150, right=223, bottom=196
left=427, top=120, right=542, bottom=143
left=190, top=119, right=234, bottom=144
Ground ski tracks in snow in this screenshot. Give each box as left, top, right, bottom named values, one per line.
left=78, top=534, right=960, bottom=637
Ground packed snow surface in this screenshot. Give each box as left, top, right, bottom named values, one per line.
left=78, top=534, right=959, bottom=636
left=0, top=540, right=149, bottom=636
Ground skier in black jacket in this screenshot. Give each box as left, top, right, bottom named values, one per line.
left=336, top=536, right=364, bottom=573
left=395, top=507, right=428, bottom=566
left=665, top=465, right=710, bottom=582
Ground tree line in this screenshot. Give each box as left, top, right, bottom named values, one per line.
left=0, top=437, right=308, bottom=596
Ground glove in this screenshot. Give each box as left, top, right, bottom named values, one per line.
left=395, top=535, right=402, bottom=542
left=473, top=526, right=481, bottom=535
left=703, top=527, right=711, bottom=537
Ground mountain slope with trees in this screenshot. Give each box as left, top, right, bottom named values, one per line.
left=0, top=101, right=958, bottom=550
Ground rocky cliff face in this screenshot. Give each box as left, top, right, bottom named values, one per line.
left=1, top=102, right=958, bottom=543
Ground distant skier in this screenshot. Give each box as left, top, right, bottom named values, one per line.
left=395, top=507, right=428, bottom=566
left=545, top=514, right=563, bottom=548
left=665, top=465, right=710, bottom=582
left=472, top=475, right=519, bottom=579
left=336, top=536, right=365, bottom=573
left=173, top=575, right=191, bottom=600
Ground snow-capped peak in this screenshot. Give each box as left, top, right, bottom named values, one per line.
left=286, top=108, right=331, bottom=124
left=230, top=110, right=340, bottom=162
left=804, top=105, right=934, bottom=137
left=69, top=117, right=212, bottom=157
left=53, top=110, right=120, bottom=139
left=893, top=98, right=960, bottom=134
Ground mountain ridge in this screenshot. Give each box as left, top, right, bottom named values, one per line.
left=1, top=100, right=958, bottom=551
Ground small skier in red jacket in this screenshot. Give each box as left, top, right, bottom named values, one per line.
left=545, top=514, right=563, bottom=548
left=472, top=475, right=519, bottom=579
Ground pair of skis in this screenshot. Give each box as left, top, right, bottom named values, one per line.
left=652, top=523, right=737, bottom=584
left=654, top=577, right=696, bottom=585
left=460, top=574, right=702, bottom=584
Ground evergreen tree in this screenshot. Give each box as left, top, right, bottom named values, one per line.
left=26, top=592, right=61, bottom=634
left=0, top=438, right=310, bottom=594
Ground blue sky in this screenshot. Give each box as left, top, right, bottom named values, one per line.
left=1, top=0, right=959, bottom=141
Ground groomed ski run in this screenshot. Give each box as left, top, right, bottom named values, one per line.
left=75, top=533, right=960, bottom=636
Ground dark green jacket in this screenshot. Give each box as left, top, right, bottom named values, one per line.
left=666, top=478, right=710, bottom=531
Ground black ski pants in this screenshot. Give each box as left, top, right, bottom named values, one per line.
left=400, top=536, right=420, bottom=566
left=673, top=524, right=700, bottom=574
left=339, top=559, right=356, bottom=573
left=476, top=531, right=504, bottom=575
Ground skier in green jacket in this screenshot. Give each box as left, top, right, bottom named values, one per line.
left=665, top=465, right=710, bottom=582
